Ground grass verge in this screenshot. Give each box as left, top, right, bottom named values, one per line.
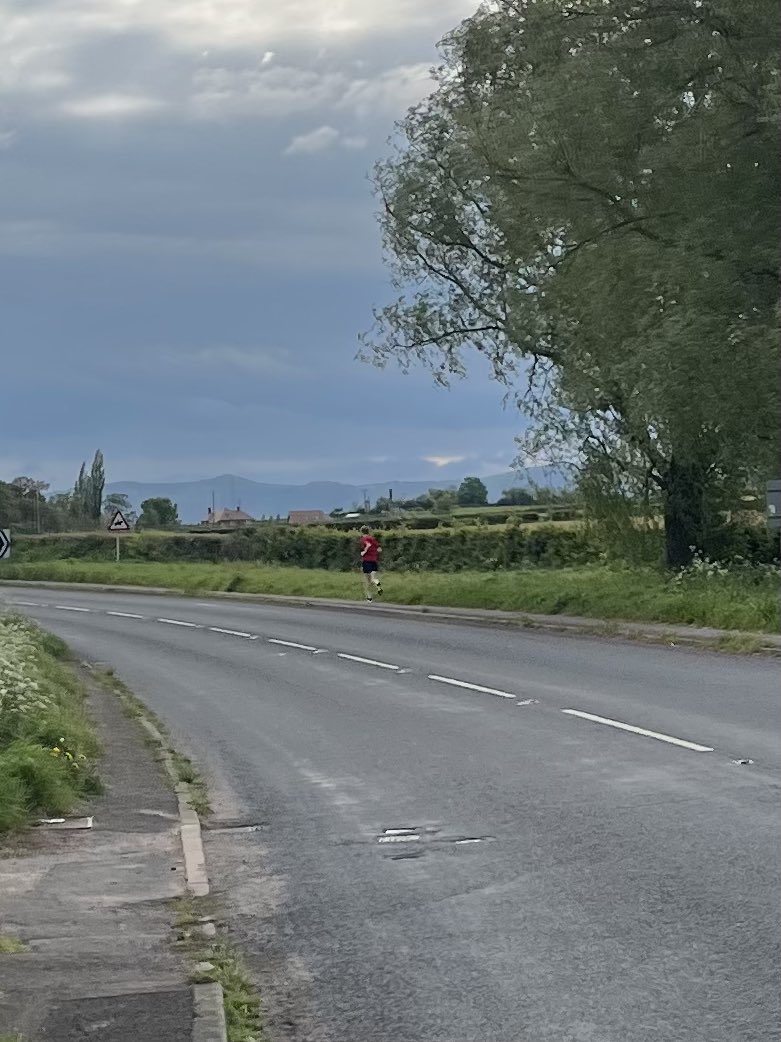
left=0, top=615, right=102, bottom=832
left=2, top=558, right=779, bottom=632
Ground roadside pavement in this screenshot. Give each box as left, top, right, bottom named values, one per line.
left=0, top=678, right=193, bottom=1042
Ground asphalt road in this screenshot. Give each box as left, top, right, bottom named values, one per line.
left=2, top=585, right=779, bottom=1042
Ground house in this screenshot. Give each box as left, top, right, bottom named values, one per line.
left=203, top=506, right=255, bottom=528
left=287, top=510, right=327, bottom=526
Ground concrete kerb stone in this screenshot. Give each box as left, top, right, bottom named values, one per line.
left=132, top=711, right=223, bottom=1038
left=135, top=718, right=210, bottom=898
left=192, top=982, right=228, bottom=1042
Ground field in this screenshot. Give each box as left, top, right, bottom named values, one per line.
left=1, top=559, right=778, bottom=633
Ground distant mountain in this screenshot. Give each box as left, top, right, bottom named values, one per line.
left=106, top=468, right=565, bottom=523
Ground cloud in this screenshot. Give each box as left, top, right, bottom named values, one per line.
left=0, top=129, right=17, bottom=149
left=60, top=93, right=165, bottom=119
left=284, top=124, right=367, bottom=155
left=190, top=61, right=432, bottom=122
left=285, top=124, right=340, bottom=154
left=423, top=455, right=468, bottom=468
left=183, top=346, right=305, bottom=377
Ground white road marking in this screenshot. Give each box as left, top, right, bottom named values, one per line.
left=209, top=627, right=256, bottom=639
left=158, top=618, right=201, bottom=628
left=55, top=605, right=90, bottom=613
left=561, top=709, right=714, bottom=752
left=9, top=599, right=41, bottom=606
left=378, top=834, right=420, bottom=844
left=268, top=638, right=318, bottom=651
left=337, top=653, right=400, bottom=671
left=428, top=675, right=515, bottom=700
left=107, top=611, right=145, bottom=619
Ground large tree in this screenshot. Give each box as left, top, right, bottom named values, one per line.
left=137, top=497, right=179, bottom=529
left=457, top=476, right=489, bottom=506
left=362, top=0, right=779, bottom=566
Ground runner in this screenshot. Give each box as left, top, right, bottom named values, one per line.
left=358, top=525, right=383, bottom=602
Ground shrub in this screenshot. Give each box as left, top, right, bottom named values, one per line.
left=0, top=615, right=101, bottom=830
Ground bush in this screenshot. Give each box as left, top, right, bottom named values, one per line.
left=0, top=615, right=101, bottom=830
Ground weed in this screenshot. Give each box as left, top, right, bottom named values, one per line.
left=0, top=934, right=26, bottom=954
left=0, top=615, right=101, bottom=832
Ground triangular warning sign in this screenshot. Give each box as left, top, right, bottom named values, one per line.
left=108, top=510, right=131, bottom=532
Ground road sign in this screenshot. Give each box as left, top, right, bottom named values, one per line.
left=0, top=529, right=10, bottom=560
left=107, top=510, right=131, bottom=532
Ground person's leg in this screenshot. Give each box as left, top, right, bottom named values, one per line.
left=371, top=570, right=383, bottom=595
left=362, top=567, right=373, bottom=600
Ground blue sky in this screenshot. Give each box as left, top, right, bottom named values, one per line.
left=1, top=0, right=528, bottom=491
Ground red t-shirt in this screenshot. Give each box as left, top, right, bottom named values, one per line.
left=360, top=535, right=380, bottom=563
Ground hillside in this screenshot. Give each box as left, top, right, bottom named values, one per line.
left=106, top=469, right=565, bottom=523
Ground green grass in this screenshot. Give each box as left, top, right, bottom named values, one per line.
left=0, top=615, right=102, bottom=832
left=0, top=934, right=26, bottom=954
left=2, top=558, right=778, bottom=632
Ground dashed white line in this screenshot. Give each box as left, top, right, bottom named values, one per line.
left=107, top=611, right=145, bottom=619
left=268, top=638, right=318, bottom=652
left=561, top=709, right=714, bottom=752
left=208, top=627, right=256, bottom=639
left=9, top=599, right=42, bottom=607
left=428, top=675, right=515, bottom=700
left=158, top=618, right=201, bottom=628
left=55, top=605, right=90, bottom=613
left=337, top=653, right=400, bottom=671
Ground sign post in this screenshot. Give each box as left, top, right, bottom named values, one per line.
left=0, top=529, right=10, bottom=560
left=107, top=510, right=131, bottom=561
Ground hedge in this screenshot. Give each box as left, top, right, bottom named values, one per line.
left=8, top=522, right=777, bottom=572
left=10, top=525, right=597, bottom=571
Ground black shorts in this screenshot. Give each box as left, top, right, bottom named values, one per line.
left=362, top=561, right=379, bottom=574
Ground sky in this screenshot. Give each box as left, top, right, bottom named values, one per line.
left=1, top=0, right=529, bottom=492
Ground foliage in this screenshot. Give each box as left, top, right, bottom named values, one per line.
left=0, top=615, right=101, bottom=831
left=497, top=487, right=535, bottom=507
left=362, top=0, right=780, bottom=568
left=137, top=497, right=180, bottom=529
left=103, top=492, right=137, bottom=525
left=457, top=476, right=489, bottom=506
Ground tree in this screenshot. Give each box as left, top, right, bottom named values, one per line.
left=363, top=0, right=780, bottom=566
left=457, top=476, right=488, bottom=507
left=497, top=487, right=534, bottom=507
left=104, top=492, right=137, bottom=525
left=136, top=497, right=179, bottom=529
left=88, top=450, right=105, bottom=521
left=428, top=487, right=458, bottom=511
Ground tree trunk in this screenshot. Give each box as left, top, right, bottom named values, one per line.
left=663, top=457, right=705, bottom=569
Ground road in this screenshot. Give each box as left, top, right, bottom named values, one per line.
left=2, top=584, right=779, bottom=1042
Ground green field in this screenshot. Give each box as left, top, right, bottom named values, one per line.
left=2, top=559, right=777, bottom=633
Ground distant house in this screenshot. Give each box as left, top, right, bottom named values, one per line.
left=203, top=506, right=255, bottom=528
left=287, top=510, right=327, bottom=526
